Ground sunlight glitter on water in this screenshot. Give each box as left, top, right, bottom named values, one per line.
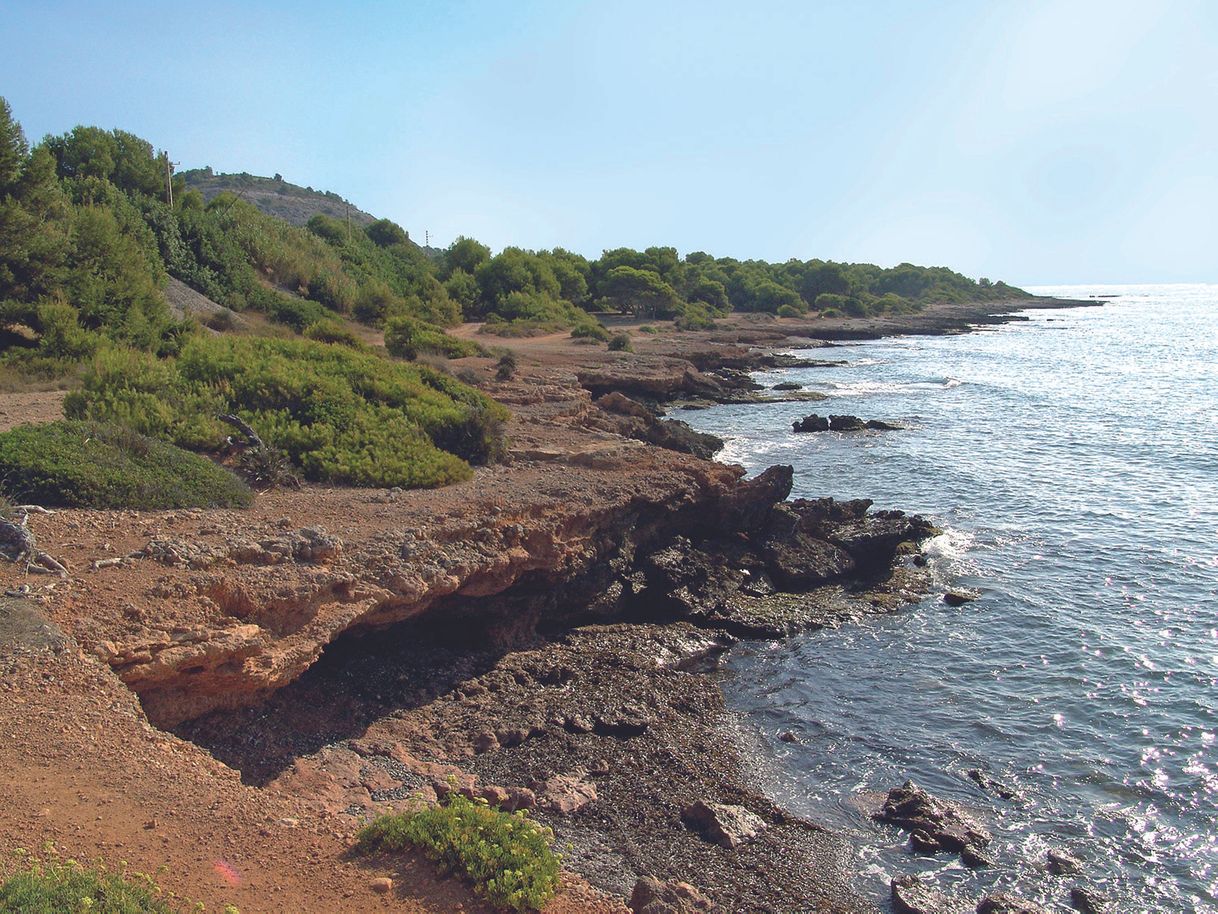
left=683, top=285, right=1218, bottom=913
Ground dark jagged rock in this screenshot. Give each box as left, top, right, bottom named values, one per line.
left=960, top=843, right=994, bottom=868
left=976, top=893, right=1049, bottom=914
left=1069, top=885, right=1109, bottom=914
left=1047, top=847, right=1084, bottom=875
left=762, top=526, right=855, bottom=589
left=876, top=781, right=991, bottom=854
left=771, top=381, right=802, bottom=391
left=630, top=877, right=719, bottom=913
left=681, top=799, right=767, bottom=849
left=891, top=874, right=966, bottom=914
left=793, top=413, right=904, bottom=432
left=792, top=413, right=830, bottom=433
left=828, top=414, right=867, bottom=431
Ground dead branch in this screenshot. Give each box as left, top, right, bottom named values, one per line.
left=218, top=413, right=264, bottom=449
left=0, top=509, right=69, bottom=578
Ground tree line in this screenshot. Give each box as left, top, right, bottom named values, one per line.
left=1, top=95, right=1026, bottom=370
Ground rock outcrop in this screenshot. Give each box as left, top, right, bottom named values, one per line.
left=876, top=781, right=991, bottom=856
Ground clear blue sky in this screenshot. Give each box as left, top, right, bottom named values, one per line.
left=3, top=0, right=1215, bottom=284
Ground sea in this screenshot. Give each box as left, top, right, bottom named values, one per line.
left=680, top=284, right=1218, bottom=913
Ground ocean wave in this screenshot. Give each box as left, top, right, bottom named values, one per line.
left=821, top=378, right=964, bottom=396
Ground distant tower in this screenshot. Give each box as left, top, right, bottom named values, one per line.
left=425, top=230, right=430, bottom=247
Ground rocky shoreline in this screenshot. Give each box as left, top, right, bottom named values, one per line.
left=0, top=295, right=1098, bottom=912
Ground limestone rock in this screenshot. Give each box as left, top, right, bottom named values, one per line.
left=630, top=876, right=718, bottom=913
left=681, top=799, right=766, bottom=849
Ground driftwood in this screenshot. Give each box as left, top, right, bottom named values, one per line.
left=0, top=508, right=68, bottom=577
left=218, top=413, right=264, bottom=449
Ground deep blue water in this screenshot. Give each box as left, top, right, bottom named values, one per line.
left=682, top=285, right=1218, bottom=913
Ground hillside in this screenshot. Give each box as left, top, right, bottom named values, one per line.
left=180, top=167, right=381, bottom=230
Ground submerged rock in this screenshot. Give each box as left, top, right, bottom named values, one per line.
left=944, top=590, right=980, bottom=607
left=1069, top=885, right=1110, bottom=914
left=681, top=799, right=767, bottom=849
left=966, top=767, right=1020, bottom=800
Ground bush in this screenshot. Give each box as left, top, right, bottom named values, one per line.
left=0, top=855, right=176, bottom=913
left=65, top=337, right=508, bottom=489
left=638, top=324, right=659, bottom=334
left=570, top=321, right=609, bottom=342
left=607, top=332, right=632, bottom=352
left=356, top=794, right=560, bottom=912
left=495, top=351, right=517, bottom=381
left=247, top=286, right=330, bottom=331
left=384, top=316, right=482, bottom=360
left=303, top=319, right=363, bottom=348
left=673, top=302, right=716, bottom=331
left=776, top=303, right=803, bottom=318
left=0, top=420, right=252, bottom=509
left=814, top=292, right=851, bottom=313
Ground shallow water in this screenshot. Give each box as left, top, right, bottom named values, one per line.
left=682, top=285, right=1218, bottom=912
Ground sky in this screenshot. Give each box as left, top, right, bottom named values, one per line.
left=2, top=0, right=1216, bottom=284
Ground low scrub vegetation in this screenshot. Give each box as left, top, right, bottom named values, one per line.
left=0, top=420, right=252, bottom=509
left=64, top=336, right=507, bottom=489
left=356, top=794, right=560, bottom=913
left=0, top=854, right=180, bottom=913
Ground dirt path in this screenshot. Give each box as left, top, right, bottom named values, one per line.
left=0, top=390, right=67, bottom=432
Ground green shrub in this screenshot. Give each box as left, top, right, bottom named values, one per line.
left=384, top=316, right=482, bottom=360
left=495, top=351, right=517, bottom=381
left=0, top=420, right=252, bottom=509
left=569, top=321, right=609, bottom=342
left=638, top=324, right=659, bottom=334
left=0, top=856, right=176, bottom=913
left=776, top=303, right=803, bottom=318
left=673, top=302, right=716, bottom=331
left=607, top=332, right=632, bottom=352
left=65, top=337, right=508, bottom=490
left=303, top=319, right=363, bottom=348
left=247, top=286, right=330, bottom=331
left=356, top=794, right=560, bottom=912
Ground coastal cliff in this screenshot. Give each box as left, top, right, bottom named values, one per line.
left=0, top=299, right=1089, bottom=912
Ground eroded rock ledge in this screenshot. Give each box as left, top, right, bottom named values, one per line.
left=76, top=450, right=932, bottom=729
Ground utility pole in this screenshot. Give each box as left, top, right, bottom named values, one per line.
left=164, top=152, right=174, bottom=207
left=345, top=203, right=351, bottom=241
left=425, top=230, right=430, bottom=247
